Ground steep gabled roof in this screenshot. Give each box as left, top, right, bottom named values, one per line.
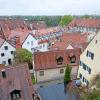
left=0, top=37, right=5, bottom=47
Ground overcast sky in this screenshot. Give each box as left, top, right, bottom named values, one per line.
left=0, top=0, right=100, bottom=15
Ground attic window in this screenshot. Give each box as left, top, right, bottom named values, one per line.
left=1, top=69, right=6, bottom=78
left=10, top=90, right=21, bottom=100
left=69, top=55, right=76, bottom=63
left=56, top=56, right=63, bottom=65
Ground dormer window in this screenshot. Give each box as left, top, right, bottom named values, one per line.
left=1, top=69, right=6, bottom=78
left=69, top=55, right=76, bottom=63
left=10, top=90, right=21, bottom=100
left=56, top=56, right=63, bottom=65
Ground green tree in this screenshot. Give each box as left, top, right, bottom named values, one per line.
left=59, top=15, right=73, bottom=26
left=64, top=64, right=72, bottom=84
left=13, top=48, right=32, bottom=68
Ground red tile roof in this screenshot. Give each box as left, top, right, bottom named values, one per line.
left=34, top=27, right=61, bottom=37
left=38, top=39, right=49, bottom=44
left=34, top=49, right=81, bottom=71
left=68, top=19, right=100, bottom=29
left=0, top=37, right=5, bottom=47
left=49, top=33, right=88, bottom=50
left=0, top=63, right=34, bottom=100
left=8, top=28, right=31, bottom=48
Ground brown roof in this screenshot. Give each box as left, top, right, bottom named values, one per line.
left=34, top=27, right=61, bottom=37
left=0, top=37, right=5, bottom=47
left=34, top=49, right=81, bottom=71
left=7, top=28, right=32, bottom=48
left=49, top=33, right=88, bottom=50
left=68, top=18, right=100, bottom=29
left=0, top=63, right=34, bottom=100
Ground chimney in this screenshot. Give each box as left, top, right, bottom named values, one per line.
left=15, top=36, right=21, bottom=48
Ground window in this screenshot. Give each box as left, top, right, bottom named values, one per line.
left=83, top=77, right=85, bottom=82
left=88, top=68, right=91, bottom=74
left=31, top=41, right=34, bottom=46
left=79, top=61, right=83, bottom=66
left=79, top=73, right=82, bottom=79
left=86, top=50, right=94, bottom=60
left=11, top=51, right=14, bottom=54
left=86, top=50, right=89, bottom=57
left=69, top=56, right=76, bottom=63
left=1, top=53, right=4, bottom=57
left=83, top=63, right=86, bottom=70
left=1, top=69, right=6, bottom=78
left=39, top=71, right=44, bottom=76
left=56, top=56, right=63, bottom=65
left=91, top=53, right=94, bottom=60
left=10, top=90, right=21, bottom=100
left=2, top=61, right=6, bottom=64
left=8, top=59, right=12, bottom=65
left=4, top=46, right=8, bottom=50
left=60, top=69, right=64, bottom=74
left=27, top=42, right=29, bottom=45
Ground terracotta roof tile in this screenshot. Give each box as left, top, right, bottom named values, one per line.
left=68, top=19, right=100, bottom=29
left=49, top=33, right=88, bottom=50
left=34, top=49, right=81, bottom=70
left=0, top=63, right=34, bottom=100
left=0, top=37, right=5, bottom=47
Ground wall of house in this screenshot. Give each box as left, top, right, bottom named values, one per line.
left=35, top=67, right=66, bottom=82
left=22, top=34, right=38, bottom=53
left=35, top=65, right=78, bottom=82
left=77, top=31, right=100, bottom=86
left=0, top=41, right=15, bottom=66
left=38, top=42, right=49, bottom=52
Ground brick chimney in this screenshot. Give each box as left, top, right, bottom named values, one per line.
left=15, top=36, right=21, bottom=48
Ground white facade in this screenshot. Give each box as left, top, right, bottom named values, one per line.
left=0, top=41, right=15, bottom=66
left=37, top=42, right=49, bottom=52
left=77, top=31, right=100, bottom=86
left=22, top=34, right=49, bottom=53
left=22, top=34, right=38, bottom=53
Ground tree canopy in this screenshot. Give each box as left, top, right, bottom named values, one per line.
left=59, top=15, right=73, bottom=26
left=13, top=48, right=32, bottom=65
left=64, top=64, right=72, bottom=84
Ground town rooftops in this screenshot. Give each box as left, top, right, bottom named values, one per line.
left=33, top=49, right=81, bottom=71
left=34, top=27, right=61, bottom=37
left=68, top=18, right=100, bottom=29
left=0, top=63, right=34, bottom=100
left=49, top=33, right=88, bottom=50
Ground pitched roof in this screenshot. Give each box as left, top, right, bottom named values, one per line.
left=34, top=27, right=61, bottom=37
left=7, top=28, right=32, bottom=47
left=68, top=18, right=100, bottom=29
left=0, top=63, right=34, bottom=100
left=0, top=37, right=5, bottom=47
left=49, top=33, right=88, bottom=50
left=34, top=49, right=81, bottom=71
